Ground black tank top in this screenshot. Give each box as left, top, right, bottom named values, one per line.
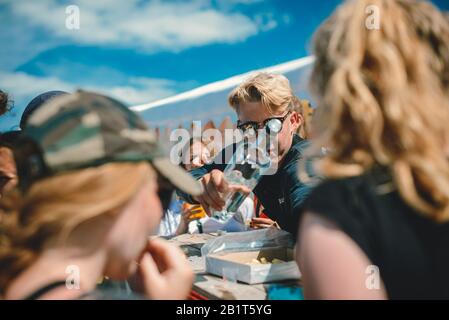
left=21, top=280, right=144, bottom=300
left=301, top=167, right=449, bottom=299
left=23, top=280, right=67, bottom=300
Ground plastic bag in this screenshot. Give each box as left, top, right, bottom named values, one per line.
left=201, top=227, right=294, bottom=256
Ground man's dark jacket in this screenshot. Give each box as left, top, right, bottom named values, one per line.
left=177, top=135, right=313, bottom=236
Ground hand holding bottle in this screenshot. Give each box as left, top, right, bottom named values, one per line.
left=194, top=169, right=251, bottom=216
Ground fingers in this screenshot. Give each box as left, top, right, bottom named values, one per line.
left=186, top=206, right=204, bottom=221
left=251, top=222, right=273, bottom=229
left=128, top=252, right=161, bottom=294
left=193, top=190, right=211, bottom=216
left=146, top=238, right=190, bottom=271
left=182, top=205, right=202, bottom=218
left=136, top=253, right=165, bottom=288
left=194, top=170, right=251, bottom=215
left=196, top=196, right=212, bottom=217
left=200, top=180, right=222, bottom=211
left=210, top=169, right=229, bottom=193
left=206, top=171, right=227, bottom=207
left=250, top=217, right=277, bottom=229
left=133, top=239, right=194, bottom=300
left=229, top=184, right=251, bottom=195
left=251, top=217, right=274, bottom=224
left=196, top=171, right=227, bottom=212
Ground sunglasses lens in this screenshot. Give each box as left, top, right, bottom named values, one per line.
left=266, top=119, right=282, bottom=134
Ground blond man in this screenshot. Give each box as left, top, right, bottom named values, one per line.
left=178, top=72, right=312, bottom=236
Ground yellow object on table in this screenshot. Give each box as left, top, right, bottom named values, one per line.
left=183, top=203, right=207, bottom=220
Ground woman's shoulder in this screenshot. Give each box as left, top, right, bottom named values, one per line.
left=305, top=175, right=364, bottom=206
left=308, top=166, right=392, bottom=202
left=300, top=171, right=389, bottom=260
left=303, top=167, right=394, bottom=224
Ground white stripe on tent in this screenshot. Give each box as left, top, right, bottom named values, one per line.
left=131, top=55, right=315, bottom=112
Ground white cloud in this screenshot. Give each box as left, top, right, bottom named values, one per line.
left=0, top=71, right=178, bottom=108
left=0, top=70, right=180, bottom=130
left=217, top=0, right=264, bottom=4
left=0, top=72, right=73, bottom=101
left=255, top=12, right=278, bottom=32
left=103, top=77, right=178, bottom=104
left=9, top=0, right=270, bottom=52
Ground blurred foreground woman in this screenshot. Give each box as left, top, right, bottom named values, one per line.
left=297, top=0, right=449, bottom=299
left=0, top=91, right=202, bottom=299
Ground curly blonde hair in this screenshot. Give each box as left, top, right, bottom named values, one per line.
left=307, top=0, right=449, bottom=221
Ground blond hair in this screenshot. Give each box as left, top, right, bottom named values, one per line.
left=0, top=162, right=155, bottom=295
left=307, top=0, right=449, bottom=221
left=294, top=99, right=314, bottom=139
left=228, top=72, right=297, bottom=115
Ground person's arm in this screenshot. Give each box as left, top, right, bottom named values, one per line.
left=176, top=164, right=212, bottom=204
left=175, top=144, right=233, bottom=203
left=297, top=211, right=387, bottom=299
left=175, top=204, right=203, bottom=235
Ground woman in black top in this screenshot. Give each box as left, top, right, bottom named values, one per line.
left=297, top=0, right=449, bottom=299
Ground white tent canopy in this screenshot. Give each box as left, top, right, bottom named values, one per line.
left=131, top=55, right=315, bottom=129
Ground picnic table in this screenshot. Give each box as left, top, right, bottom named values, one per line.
left=167, top=233, right=302, bottom=300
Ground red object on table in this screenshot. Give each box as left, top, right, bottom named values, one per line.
left=188, top=290, right=209, bottom=300
left=259, top=212, right=269, bottom=219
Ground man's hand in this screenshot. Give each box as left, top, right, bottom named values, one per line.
left=194, top=169, right=251, bottom=216
left=250, top=217, right=280, bottom=229
left=128, top=238, right=194, bottom=300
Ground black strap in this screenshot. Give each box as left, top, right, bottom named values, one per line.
left=23, top=280, right=67, bottom=300
left=196, top=220, right=203, bottom=234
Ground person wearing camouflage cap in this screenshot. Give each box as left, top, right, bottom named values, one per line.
left=14, top=90, right=202, bottom=198
left=0, top=90, right=199, bottom=300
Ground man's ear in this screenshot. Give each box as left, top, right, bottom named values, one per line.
left=290, top=111, right=303, bottom=131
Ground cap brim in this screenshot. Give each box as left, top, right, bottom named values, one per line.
left=151, top=157, right=203, bottom=197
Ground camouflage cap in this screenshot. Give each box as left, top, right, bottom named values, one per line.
left=15, top=90, right=203, bottom=196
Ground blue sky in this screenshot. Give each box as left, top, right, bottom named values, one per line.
left=1, top=0, right=448, bottom=131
